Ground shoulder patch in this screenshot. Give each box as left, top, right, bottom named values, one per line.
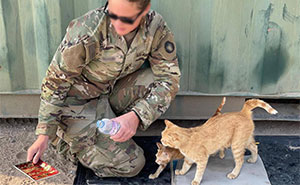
left=165, top=41, right=175, bottom=53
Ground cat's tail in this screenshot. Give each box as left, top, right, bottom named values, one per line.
left=241, top=99, right=278, bottom=115
left=212, top=97, right=226, bottom=117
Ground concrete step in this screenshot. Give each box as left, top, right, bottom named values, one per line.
left=253, top=103, right=300, bottom=121
left=1, top=94, right=299, bottom=122
left=136, top=120, right=300, bottom=136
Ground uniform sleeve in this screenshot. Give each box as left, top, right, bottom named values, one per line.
left=35, top=19, right=93, bottom=140
left=132, top=23, right=181, bottom=130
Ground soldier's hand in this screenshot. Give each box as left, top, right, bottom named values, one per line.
left=110, top=111, right=139, bottom=142
left=27, top=135, right=49, bottom=164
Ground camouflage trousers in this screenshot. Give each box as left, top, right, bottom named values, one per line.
left=52, top=68, right=154, bottom=177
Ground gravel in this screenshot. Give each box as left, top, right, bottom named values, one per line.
left=0, top=118, right=76, bottom=185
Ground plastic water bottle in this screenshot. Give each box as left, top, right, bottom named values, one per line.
left=96, top=118, right=121, bottom=136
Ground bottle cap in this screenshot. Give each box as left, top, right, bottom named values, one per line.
left=97, top=118, right=109, bottom=128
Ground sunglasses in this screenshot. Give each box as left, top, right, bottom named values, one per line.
left=103, top=2, right=145, bottom=24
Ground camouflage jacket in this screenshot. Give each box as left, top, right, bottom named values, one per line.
left=36, top=7, right=181, bottom=139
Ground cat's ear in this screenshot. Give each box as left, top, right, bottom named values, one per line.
left=164, top=120, right=174, bottom=127
left=156, top=142, right=163, bottom=148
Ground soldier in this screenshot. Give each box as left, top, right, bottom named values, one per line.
left=27, top=0, right=181, bottom=178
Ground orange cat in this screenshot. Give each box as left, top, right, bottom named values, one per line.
left=161, top=99, right=278, bottom=185
left=149, top=97, right=226, bottom=179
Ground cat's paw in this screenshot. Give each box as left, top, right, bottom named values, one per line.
left=247, top=157, right=257, bottom=163
left=175, top=169, right=187, bottom=175
left=227, top=172, right=238, bottom=179
left=191, top=180, right=200, bottom=185
left=219, top=152, right=225, bottom=159
left=211, top=152, right=217, bottom=157
left=148, top=174, right=157, bottom=179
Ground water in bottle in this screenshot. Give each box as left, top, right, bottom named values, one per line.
left=97, top=118, right=121, bottom=135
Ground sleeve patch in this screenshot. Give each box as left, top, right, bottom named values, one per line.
left=164, top=41, right=175, bottom=54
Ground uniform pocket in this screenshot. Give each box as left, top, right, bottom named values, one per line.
left=57, top=99, right=98, bottom=153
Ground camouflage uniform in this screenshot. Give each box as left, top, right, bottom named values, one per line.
left=36, top=6, right=181, bottom=177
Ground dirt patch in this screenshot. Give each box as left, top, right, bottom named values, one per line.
left=0, top=119, right=76, bottom=185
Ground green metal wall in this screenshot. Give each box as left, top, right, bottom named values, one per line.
left=0, top=0, right=299, bottom=97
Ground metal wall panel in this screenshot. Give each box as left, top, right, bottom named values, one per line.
left=0, top=0, right=299, bottom=97
left=185, top=0, right=300, bottom=97
left=0, top=0, right=106, bottom=93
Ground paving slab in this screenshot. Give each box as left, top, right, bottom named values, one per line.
left=174, top=150, right=270, bottom=185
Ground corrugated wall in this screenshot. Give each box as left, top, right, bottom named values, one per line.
left=0, top=0, right=106, bottom=92
left=0, top=0, right=299, bottom=97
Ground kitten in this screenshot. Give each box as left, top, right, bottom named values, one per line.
left=161, top=99, right=278, bottom=185
left=149, top=142, right=184, bottom=179
left=149, top=97, right=226, bottom=179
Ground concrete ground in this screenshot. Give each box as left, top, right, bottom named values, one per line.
left=0, top=118, right=299, bottom=185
